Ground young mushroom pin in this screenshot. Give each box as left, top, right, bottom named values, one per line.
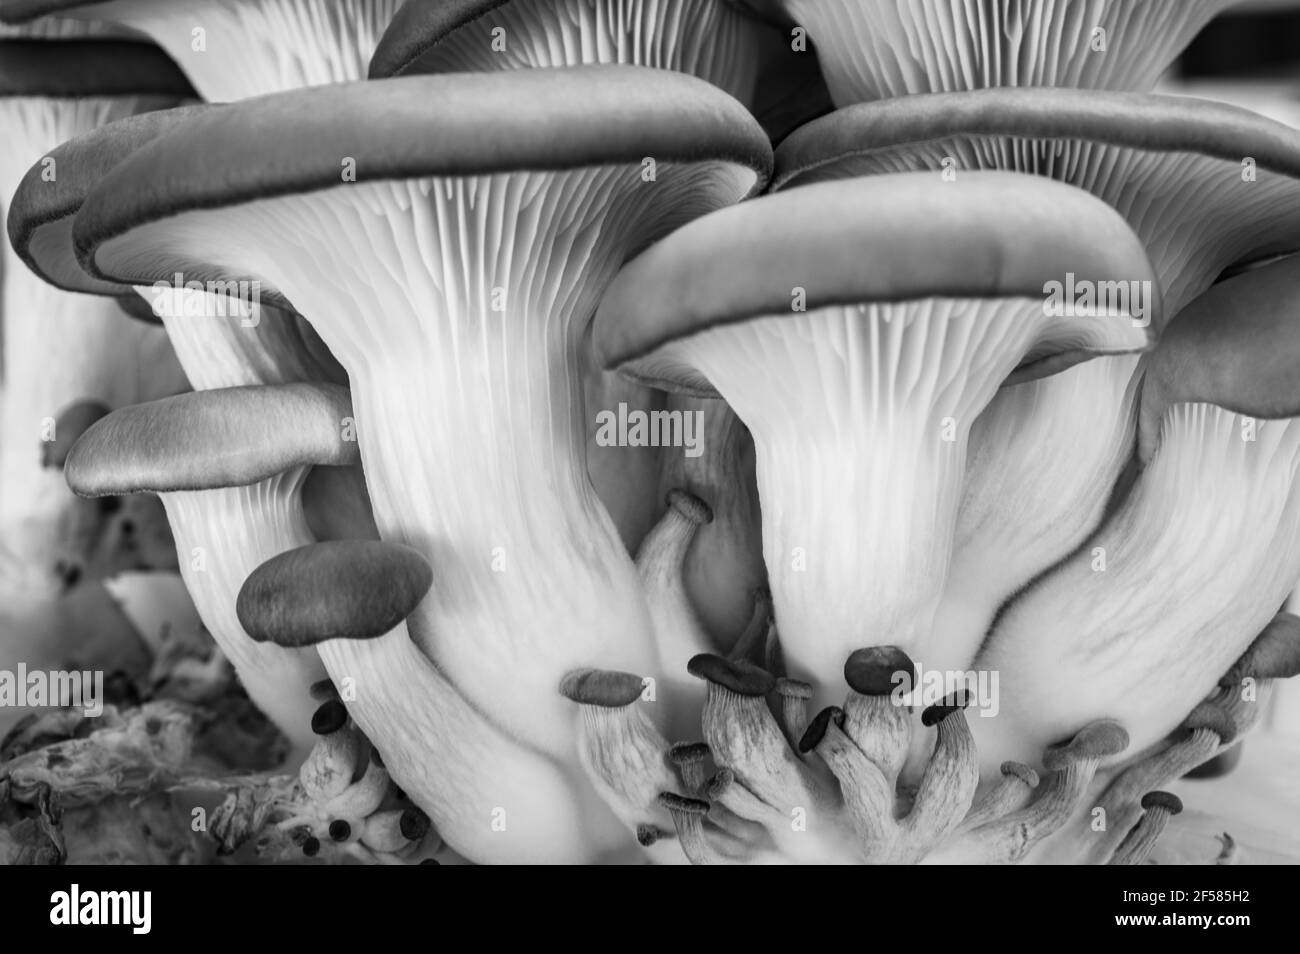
left=595, top=170, right=1153, bottom=712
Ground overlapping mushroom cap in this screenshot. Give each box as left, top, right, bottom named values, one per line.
left=68, top=64, right=771, bottom=861
left=772, top=88, right=1300, bottom=677
left=597, top=170, right=1154, bottom=710
left=977, top=255, right=1300, bottom=769
left=0, top=0, right=403, bottom=99
left=0, top=35, right=191, bottom=654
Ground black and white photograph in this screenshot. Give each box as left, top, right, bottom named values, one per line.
left=0, top=0, right=1295, bottom=913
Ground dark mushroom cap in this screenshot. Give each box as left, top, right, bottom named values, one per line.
left=686, top=653, right=775, bottom=696
left=311, top=699, right=348, bottom=736
left=64, top=383, right=357, bottom=496
left=668, top=741, right=711, bottom=766
left=558, top=668, right=646, bottom=708
left=1140, top=790, right=1183, bottom=815
left=772, top=88, right=1300, bottom=192
left=921, top=692, right=972, bottom=727
left=74, top=66, right=772, bottom=300
left=1042, top=719, right=1129, bottom=770
left=7, top=104, right=211, bottom=298
left=844, top=645, right=917, bottom=697
left=1182, top=701, right=1237, bottom=746
left=237, top=541, right=433, bottom=647
left=797, top=705, right=844, bottom=753
left=1139, top=256, right=1300, bottom=461
left=656, top=792, right=710, bottom=816
left=595, top=171, right=1155, bottom=388
left=399, top=807, right=432, bottom=841
left=0, top=38, right=191, bottom=99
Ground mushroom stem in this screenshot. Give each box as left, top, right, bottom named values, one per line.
left=775, top=677, right=812, bottom=750
left=300, top=700, right=360, bottom=802
left=799, top=706, right=895, bottom=860
left=1108, top=792, right=1183, bottom=866
left=958, top=762, right=1039, bottom=833
left=634, top=489, right=715, bottom=737
left=654, top=396, right=765, bottom=648
left=560, top=668, right=677, bottom=847
left=896, top=698, right=979, bottom=862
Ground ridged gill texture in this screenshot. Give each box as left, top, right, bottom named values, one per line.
left=780, top=0, right=1233, bottom=104
left=977, top=405, right=1300, bottom=768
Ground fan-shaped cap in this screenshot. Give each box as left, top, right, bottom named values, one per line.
left=74, top=66, right=772, bottom=294
left=1139, top=255, right=1300, bottom=461
left=772, top=88, right=1300, bottom=192
left=237, top=541, right=433, bottom=647
left=65, top=383, right=357, bottom=496
left=7, top=104, right=211, bottom=298
left=0, top=38, right=191, bottom=99
left=595, top=170, right=1156, bottom=381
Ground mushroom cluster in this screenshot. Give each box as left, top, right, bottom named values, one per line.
left=0, top=0, right=1297, bottom=867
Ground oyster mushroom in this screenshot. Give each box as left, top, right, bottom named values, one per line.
left=72, top=66, right=770, bottom=855
left=773, top=90, right=1300, bottom=675
left=976, top=255, right=1300, bottom=769
left=64, top=384, right=355, bottom=749
left=596, top=170, right=1153, bottom=708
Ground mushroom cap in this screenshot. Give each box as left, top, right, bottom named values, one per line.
left=1139, top=790, right=1183, bottom=815
left=1139, top=255, right=1300, bottom=461
left=368, top=0, right=510, bottom=78
left=797, top=705, right=844, bottom=753
left=594, top=170, right=1156, bottom=383
left=1182, top=701, right=1237, bottom=746
left=7, top=104, right=210, bottom=298
left=921, top=693, right=972, bottom=728
left=0, top=38, right=191, bottom=99
left=772, top=88, right=1300, bottom=192
left=665, top=488, right=713, bottom=526
left=558, top=668, right=646, bottom=708
left=1000, top=761, right=1039, bottom=788
left=686, top=653, right=775, bottom=696
left=1041, top=719, right=1129, bottom=770
left=843, top=645, right=916, bottom=697
left=65, top=383, right=357, bottom=496
left=311, top=699, right=348, bottom=736
left=668, top=741, right=711, bottom=765
left=1224, top=611, right=1300, bottom=683
left=74, top=66, right=772, bottom=297
left=655, top=792, right=710, bottom=815
left=237, top=541, right=433, bottom=647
